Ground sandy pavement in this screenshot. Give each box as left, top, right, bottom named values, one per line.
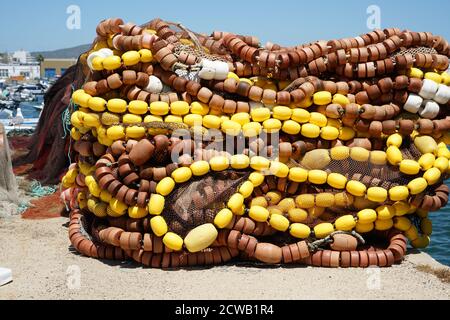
left=0, top=216, right=449, bottom=300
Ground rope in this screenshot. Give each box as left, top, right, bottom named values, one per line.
left=67, top=137, right=73, bottom=166
left=15, top=182, right=57, bottom=214
left=308, top=236, right=333, bottom=252
left=64, top=84, right=76, bottom=165
left=16, top=180, right=58, bottom=214
left=78, top=215, right=93, bottom=242
left=61, top=108, right=71, bottom=139
left=308, top=230, right=365, bottom=252
left=62, top=85, right=76, bottom=139
left=284, top=78, right=307, bottom=92
left=168, top=22, right=204, bottom=53
left=171, top=61, right=202, bottom=73
left=29, top=180, right=57, bottom=197
left=17, top=202, right=30, bottom=214
left=59, top=183, right=70, bottom=212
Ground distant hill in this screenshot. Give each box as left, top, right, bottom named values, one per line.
left=32, top=44, right=90, bottom=59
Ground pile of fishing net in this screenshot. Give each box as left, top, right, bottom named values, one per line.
left=60, top=18, right=449, bottom=268
left=13, top=64, right=85, bottom=185
left=0, top=123, right=20, bottom=217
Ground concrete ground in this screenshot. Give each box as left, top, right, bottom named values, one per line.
left=0, top=216, right=449, bottom=300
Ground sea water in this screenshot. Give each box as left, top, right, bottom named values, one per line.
left=424, top=180, right=450, bottom=266
left=0, top=98, right=43, bottom=119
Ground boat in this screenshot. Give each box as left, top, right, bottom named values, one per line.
left=31, top=102, right=44, bottom=111
left=0, top=117, right=39, bottom=133
left=6, top=84, right=46, bottom=103
left=0, top=104, right=41, bottom=133
left=0, top=100, right=17, bottom=110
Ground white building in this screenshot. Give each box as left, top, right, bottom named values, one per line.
left=0, top=64, right=40, bottom=80
left=11, top=50, right=37, bottom=64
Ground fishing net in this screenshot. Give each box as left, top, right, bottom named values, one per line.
left=163, top=171, right=249, bottom=237
left=13, top=63, right=86, bottom=185
left=53, top=17, right=450, bottom=268
left=0, top=123, right=19, bottom=216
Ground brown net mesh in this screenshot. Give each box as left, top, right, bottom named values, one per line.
left=173, top=44, right=228, bottom=63
left=163, top=170, right=249, bottom=237
left=390, top=46, right=438, bottom=60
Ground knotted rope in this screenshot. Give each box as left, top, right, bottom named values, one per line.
left=308, top=230, right=365, bottom=252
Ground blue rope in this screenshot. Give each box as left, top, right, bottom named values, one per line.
left=15, top=181, right=57, bottom=214
left=17, top=202, right=30, bottom=214
left=67, top=137, right=73, bottom=166
left=70, top=84, right=78, bottom=112
left=62, top=86, right=76, bottom=139
left=63, top=84, right=77, bottom=164
left=29, top=180, right=57, bottom=197
left=61, top=108, right=71, bottom=139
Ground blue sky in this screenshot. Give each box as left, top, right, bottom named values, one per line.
left=1, top=0, right=450, bottom=52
